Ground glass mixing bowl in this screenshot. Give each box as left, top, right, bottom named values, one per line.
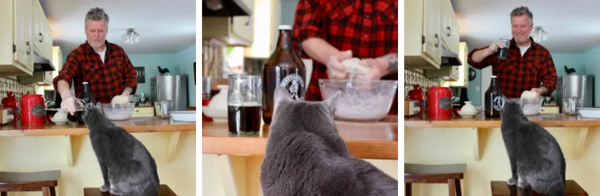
left=319, top=79, right=398, bottom=122
left=101, top=103, right=136, bottom=121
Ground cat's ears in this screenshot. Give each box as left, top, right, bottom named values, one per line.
left=274, top=86, right=293, bottom=105
left=323, top=90, right=341, bottom=113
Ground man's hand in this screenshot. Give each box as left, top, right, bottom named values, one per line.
left=355, top=58, right=386, bottom=80
left=121, top=87, right=133, bottom=102
left=531, top=87, right=548, bottom=100
left=326, top=50, right=353, bottom=79
left=61, top=97, right=83, bottom=115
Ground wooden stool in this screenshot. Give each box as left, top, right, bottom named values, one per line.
left=83, top=184, right=176, bottom=196
left=0, top=170, right=60, bottom=196
left=404, top=163, right=466, bottom=196
left=491, top=180, right=588, bottom=196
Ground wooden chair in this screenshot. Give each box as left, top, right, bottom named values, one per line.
left=491, top=180, right=588, bottom=196
left=83, top=184, right=177, bottom=196
left=404, top=163, right=466, bottom=196
left=0, top=170, right=60, bottom=196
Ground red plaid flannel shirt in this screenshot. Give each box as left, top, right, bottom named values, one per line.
left=292, top=0, right=399, bottom=114
left=467, top=37, right=557, bottom=98
left=53, top=41, right=137, bottom=104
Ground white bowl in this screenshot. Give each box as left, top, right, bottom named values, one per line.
left=50, top=117, right=68, bottom=125
left=457, top=110, right=479, bottom=118
left=202, top=106, right=227, bottom=122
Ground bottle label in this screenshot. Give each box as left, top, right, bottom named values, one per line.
left=493, top=96, right=504, bottom=111
left=279, top=74, right=305, bottom=100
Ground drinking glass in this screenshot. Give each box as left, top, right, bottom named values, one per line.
left=497, top=38, right=510, bottom=60
left=228, top=74, right=262, bottom=136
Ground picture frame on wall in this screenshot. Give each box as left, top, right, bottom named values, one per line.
left=134, top=67, right=145, bottom=83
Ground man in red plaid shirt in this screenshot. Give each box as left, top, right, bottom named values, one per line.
left=53, top=7, right=137, bottom=115
left=292, top=0, right=398, bottom=114
left=468, top=6, right=557, bottom=99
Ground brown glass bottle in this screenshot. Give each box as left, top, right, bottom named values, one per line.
left=262, top=25, right=306, bottom=124
left=484, top=75, right=504, bottom=118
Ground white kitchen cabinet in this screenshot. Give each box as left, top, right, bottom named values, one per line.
left=405, top=0, right=460, bottom=70
left=0, top=0, right=53, bottom=77
left=202, top=0, right=255, bottom=47
left=244, top=0, right=281, bottom=58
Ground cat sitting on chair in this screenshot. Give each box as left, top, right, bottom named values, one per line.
left=260, top=86, right=398, bottom=196
left=500, top=99, right=566, bottom=196
left=83, top=107, right=160, bottom=196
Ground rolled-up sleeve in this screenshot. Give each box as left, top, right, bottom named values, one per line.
left=122, top=54, right=137, bottom=94
left=292, top=0, right=322, bottom=57
left=52, top=51, right=79, bottom=90
left=467, top=47, right=496, bottom=69
left=541, top=53, right=558, bottom=96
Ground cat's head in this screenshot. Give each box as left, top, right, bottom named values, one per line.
left=271, top=86, right=341, bottom=130
left=501, top=98, right=525, bottom=119
left=82, top=106, right=107, bottom=126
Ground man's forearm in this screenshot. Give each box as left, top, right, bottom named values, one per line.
left=123, top=87, right=133, bottom=96
left=376, top=53, right=398, bottom=75
left=471, top=48, right=493, bottom=63
left=302, top=37, right=342, bottom=65
left=57, top=80, right=73, bottom=99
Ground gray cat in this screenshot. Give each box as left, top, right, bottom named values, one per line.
left=260, top=87, right=398, bottom=196
left=82, top=107, right=160, bottom=196
left=500, top=99, right=566, bottom=196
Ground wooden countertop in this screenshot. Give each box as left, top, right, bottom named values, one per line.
left=405, top=113, right=600, bottom=128
left=0, top=117, right=196, bottom=137
left=202, top=116, right=399, bottom=160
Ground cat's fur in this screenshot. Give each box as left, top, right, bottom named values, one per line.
left=260, top=86, right=398, bottom=196
left=500, top=99, right=566, bottom=196
left=83, top=107, right=160, bottom=196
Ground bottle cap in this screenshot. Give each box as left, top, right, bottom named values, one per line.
left=491, top=75, right=497, bottom=78
left=279, top=25, right=292, bottom=30
left=83, top=82, right=88, bottom=85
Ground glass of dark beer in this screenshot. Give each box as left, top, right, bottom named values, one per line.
left=228, top=74, right=262, bottom=136
left=497, top=38, right=510, bottom=60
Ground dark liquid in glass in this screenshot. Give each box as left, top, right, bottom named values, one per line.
left=228, top=105, right=261, bottom=135
left=497, top=47, right=508, bottom=60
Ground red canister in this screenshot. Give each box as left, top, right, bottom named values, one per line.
left=427, top=87, right=452, bottom=118
left=21, top=94, right=45, bottom=125
left=408, top=84, right=424, bottom=114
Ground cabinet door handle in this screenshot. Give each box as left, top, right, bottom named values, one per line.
left=435, top=34, right=439, bottom=48
left=38, top=33, right=43, bottom=43
left=446, top=27, right=451, bottom=37
left=26, top=41, right=31, bottom=55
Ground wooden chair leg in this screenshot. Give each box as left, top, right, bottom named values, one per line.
left=405, top=183, right=412, bottom=196
left=50, top=187, right=57, bottom=196
left=42, top=187, right=50, bottom=196
left=1, top=192, right=6, bottom=196
left=448, top=179, right=456, bottom=196
left=454, top=179, right=462, bottom=196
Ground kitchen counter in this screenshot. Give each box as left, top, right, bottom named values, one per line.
left=405, top=113, right=600, bottom=128
left=202, top=116, right=399, bottom=160
left=405, top=112, right=600, bottom=195
left=0, top=117, right=197, bottom=195
left=0, top=117, right=195, bottom=137
left=202, top=116, right=399, bottom=196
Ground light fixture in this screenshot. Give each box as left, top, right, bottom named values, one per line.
left=122, top=28, right=142, bottom=44
left=530, top=26, right=550, bottom=43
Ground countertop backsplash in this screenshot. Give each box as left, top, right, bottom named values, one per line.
left=404, top=68, right=440, bottom=100
left=0, top=76, right=37, bottom=105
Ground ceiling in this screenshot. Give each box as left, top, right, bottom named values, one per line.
left=40, top=0, right=196, bottom=54
left=452, top=0, right=600, bottom=53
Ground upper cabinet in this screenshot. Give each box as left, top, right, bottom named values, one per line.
left=0, top=0, right=53, bottom=77
left=448, top=42, right=469, bottom=87
left=202, top=0, right=255, bottom=47
left=405, top=0, right=460, bottom=70
left=244, top=0, right=281, bottom=58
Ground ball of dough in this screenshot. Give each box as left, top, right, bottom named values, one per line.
left=341, top=58, right=372, bottom=74
left=520, top=90, right=538, bottom=100
left=111, top=95, right=129, bottom=104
